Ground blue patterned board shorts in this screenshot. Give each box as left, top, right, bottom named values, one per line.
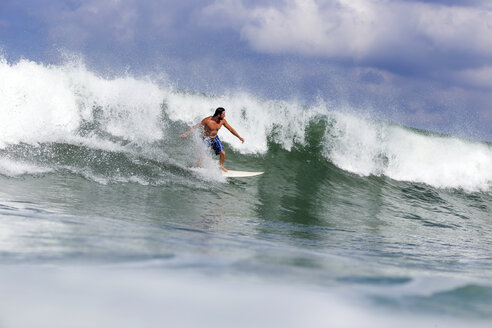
left=203, top=136, right=225, bottom=155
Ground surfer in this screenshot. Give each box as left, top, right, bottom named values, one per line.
left=180, top=107, right=244, bottom=172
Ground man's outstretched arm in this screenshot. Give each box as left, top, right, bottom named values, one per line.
left=180, top=117, right=209, bottom=138
left=224, top=120, right=245, bottom=143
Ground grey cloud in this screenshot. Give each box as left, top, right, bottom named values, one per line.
left=23, top=0, right=215, bottom=51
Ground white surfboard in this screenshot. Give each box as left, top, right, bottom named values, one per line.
left=190, top=167, right=263, bottom=178
left=222, top=170, right=264, bottom=178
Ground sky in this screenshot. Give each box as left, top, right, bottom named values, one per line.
left=1, top=0, right=491, bottom=141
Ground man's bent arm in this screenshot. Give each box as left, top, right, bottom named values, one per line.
left=224, top=121, right=245, bottom=143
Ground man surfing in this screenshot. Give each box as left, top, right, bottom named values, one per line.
left=180, top=107, right=244, bottom=172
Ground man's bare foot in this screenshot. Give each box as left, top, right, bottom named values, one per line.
left=220, top=167, right=228, bottom=172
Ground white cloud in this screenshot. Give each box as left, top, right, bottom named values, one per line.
left=204, top=0, right=385, bottom=58
left=204, top=0, right=492, bottom=62
left=253, top=0, right=395, bottom=59
left=415, top=4, right=492, bottom=55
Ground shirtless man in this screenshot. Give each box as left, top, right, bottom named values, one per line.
left=180, top=107, right=244, bottom=172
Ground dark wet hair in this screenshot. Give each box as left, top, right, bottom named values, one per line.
left=213, top=107, right=225, bottom=117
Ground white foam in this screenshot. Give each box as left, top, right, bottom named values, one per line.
left=0, top=158, right=52, bottom=177
left=0, top=59, right=80, bottom=147
left=325, top=112, right=492, bottom=192
left=69, top=65, right=164, bottom=144
left=0, top=58, right=164, bottom=149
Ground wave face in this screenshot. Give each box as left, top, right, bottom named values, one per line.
left=0, top=58, right=491, bottom=192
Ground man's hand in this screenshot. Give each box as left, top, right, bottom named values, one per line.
left=239, top=137, right=245, bottom=143
left=180, top=133, right=188, bottom=138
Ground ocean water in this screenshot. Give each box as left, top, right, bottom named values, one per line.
left=0, top=58, right=491, bottom=327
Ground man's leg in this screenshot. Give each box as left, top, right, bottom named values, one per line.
left=193, top=152, right=205, bottom=168
left=194, top=137, right=211, bottom=168
left=219, top=151, right=227, bottom=172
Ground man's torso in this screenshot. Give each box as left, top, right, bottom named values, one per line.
left=203, top=116, right=225, bottom=138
